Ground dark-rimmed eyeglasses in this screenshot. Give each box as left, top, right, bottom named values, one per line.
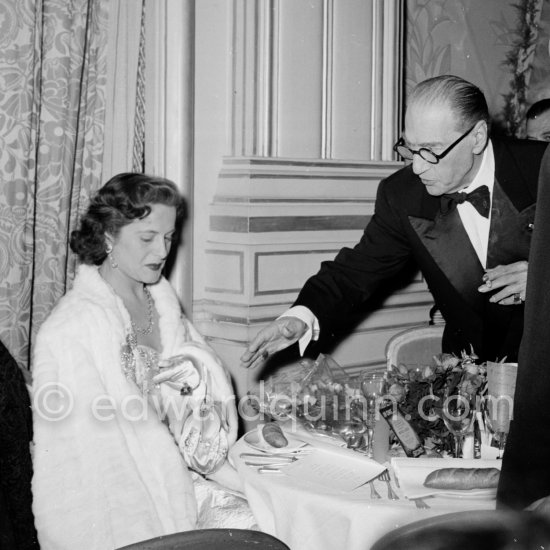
left=393, top=124, right=476, bottom=165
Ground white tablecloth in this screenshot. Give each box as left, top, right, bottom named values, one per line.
left=230, top=428, right=497, bottom=550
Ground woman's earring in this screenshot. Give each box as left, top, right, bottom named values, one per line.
left=105, top=243, right=118, bottom=269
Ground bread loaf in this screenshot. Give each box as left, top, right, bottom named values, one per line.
left=423, top=467, right=500, bottom=490
left=258, top=423, right=288, bottom=449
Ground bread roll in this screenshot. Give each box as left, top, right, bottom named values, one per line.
left=423, top=467, right=500, bottom=490
left=258, top=423, right=288, bottom=449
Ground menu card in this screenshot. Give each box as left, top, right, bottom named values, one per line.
left=282, top=446, right=385, bottom=492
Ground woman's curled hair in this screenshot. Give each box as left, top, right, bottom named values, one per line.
left=70, top=172, right=186, bottom=265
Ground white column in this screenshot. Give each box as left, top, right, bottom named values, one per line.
left=145, top=0, right=195, bottom=311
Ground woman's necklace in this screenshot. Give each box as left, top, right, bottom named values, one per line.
left=131, top=286, right=154, bottom=335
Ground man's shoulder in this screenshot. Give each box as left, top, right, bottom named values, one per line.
left=492, top=137, right=547, bottom=198
left=492, top=137, right=548, bottom=164
left=379, top=164, right=426, bottom=201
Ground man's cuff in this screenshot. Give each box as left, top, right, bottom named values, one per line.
left=278, top=306, right=320, bottom=355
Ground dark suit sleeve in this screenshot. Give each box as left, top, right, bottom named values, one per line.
left=497, top=145, right=550, bottom=509
left=293, top=176, right=413, bottom=342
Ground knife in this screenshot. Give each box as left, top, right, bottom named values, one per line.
left=239, top=453, right=298, bottom=461
left=473, top=414, right=482, bottom=459
left=258, top=466, right=283, bottom=474
left=245, top=460, right=294, bottom=467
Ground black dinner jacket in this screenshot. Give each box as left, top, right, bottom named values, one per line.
left=294, top=138, right=548, bottom=362
left=498, top=146, right=550, bottom=509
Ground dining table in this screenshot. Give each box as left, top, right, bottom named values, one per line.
left=229, top=421, right=499, bottom=550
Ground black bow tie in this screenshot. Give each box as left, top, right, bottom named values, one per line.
left=441, top=185, right=491, bottom=218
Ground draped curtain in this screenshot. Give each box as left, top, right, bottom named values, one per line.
left=0, top=0, right=109, bottom=369
left=102, top=0, right=145, bottom=179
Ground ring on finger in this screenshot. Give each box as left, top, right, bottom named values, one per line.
left=513, top=293, right=522, bottom=305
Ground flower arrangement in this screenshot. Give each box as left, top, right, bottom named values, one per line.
left=501, top=0, right=543, bottom=138
left=386, top=348, right=487, bottom=454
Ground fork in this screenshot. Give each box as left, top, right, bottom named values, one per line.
left=412, top=497, right=430, bottom=509
left=378, top=470, right=399, bottom=500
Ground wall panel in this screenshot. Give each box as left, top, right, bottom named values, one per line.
left=194, top=1, right=412, bottom=406
left=331, top=0, right=373, bottom=159
left=277, top=0, right=324, bottom=158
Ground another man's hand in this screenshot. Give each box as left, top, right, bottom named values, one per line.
left=240, top=316, right=307, bottom=369
left=478, top=261, right=528, bottom=305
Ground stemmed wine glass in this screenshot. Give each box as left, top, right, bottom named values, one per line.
left=360, top=372, right=386, bottom=459
left=441, top=390, right=476, bottom=458
left=481, top=394, right=512, bottom=459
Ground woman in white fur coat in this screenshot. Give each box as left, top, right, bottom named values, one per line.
left=31, top=173, right=255, bottom=550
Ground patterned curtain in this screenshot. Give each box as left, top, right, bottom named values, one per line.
left=0, top=0, right=109, bottom=369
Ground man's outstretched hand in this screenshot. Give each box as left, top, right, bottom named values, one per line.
left=240, top=316, right=307, bottom=369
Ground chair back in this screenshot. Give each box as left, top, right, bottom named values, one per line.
left=385, top=324, right=444, bottom=371
left=371, top=510, right=550, bottom=550
left=0, top=340, right=39, bottom=549
left=117, top=528, right=290, bottom=550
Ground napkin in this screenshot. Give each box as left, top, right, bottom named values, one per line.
left=391, top=457, right=502, bottom=500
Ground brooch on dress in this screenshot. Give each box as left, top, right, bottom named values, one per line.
left=121, top=332, right=137, bottom=382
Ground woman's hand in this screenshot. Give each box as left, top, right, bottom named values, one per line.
left=240, top=316, right=307, bottom=369
left=477, top=261, right=528, bottom=305
left=152, top=355, right=201, bottom=394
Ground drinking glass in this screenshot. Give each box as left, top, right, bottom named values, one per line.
left=484, top=361, right=518, bottom=459
left=481, top=394, right=513, bottom=459
left=360, top=372, right=386, bottom=459
left=441, top=390, right=476, bottom=458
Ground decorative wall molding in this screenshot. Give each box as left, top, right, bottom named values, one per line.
left=321, top=0, right=334, bottom=159
left=229, top=0, right=403, bottom=161
left=196, top=155, right=434, bottom=399
left=193, top=1, right=429, bottom=401
left=204, top=250, right=244, bottom=295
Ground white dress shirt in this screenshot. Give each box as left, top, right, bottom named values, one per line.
left=455, top=140, right=494, bottom=267
left=280, top=141, right=495, bottom=354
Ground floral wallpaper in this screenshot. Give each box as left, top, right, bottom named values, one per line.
left=0, top=0, right=109, bottom=368
left=527, top=0, right=550, bottom=106
left=405, top=0, right=524, bottom=130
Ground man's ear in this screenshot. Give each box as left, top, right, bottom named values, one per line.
left=472, top=120, right=488, bottom=155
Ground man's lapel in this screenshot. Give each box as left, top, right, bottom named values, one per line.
left=409, top=208, right=485, bottom=313
left=492, top=140, right=537, bottom=212
left=404, top=139, right=540, bottom=313
left=487, top=179, right=535, bottom=268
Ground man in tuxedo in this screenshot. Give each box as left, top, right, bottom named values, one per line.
left=240, top=75, right=548, bottom=369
